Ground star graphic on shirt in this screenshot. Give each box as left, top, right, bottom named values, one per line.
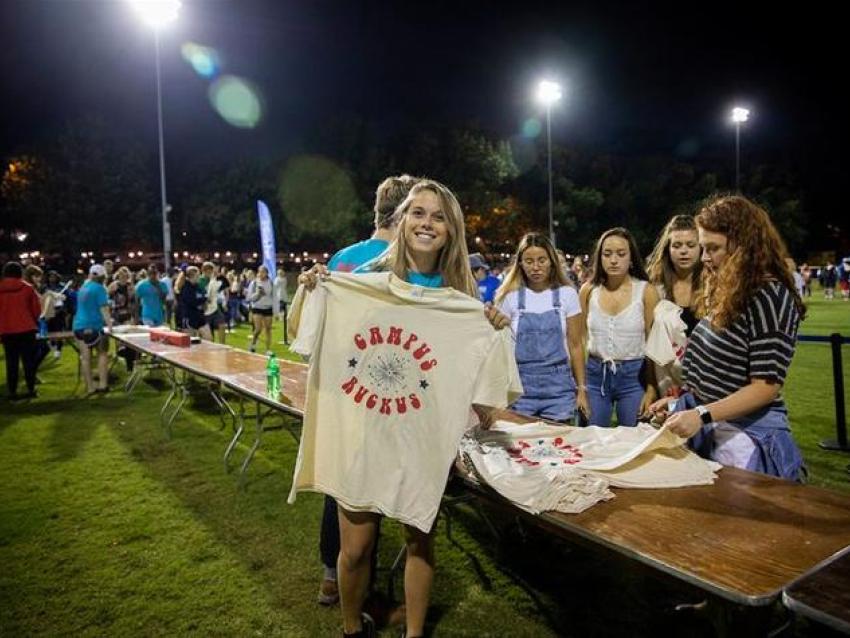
left=348, top=357, right=358, bottom=368
left=419, top=379, right=429, bottom=390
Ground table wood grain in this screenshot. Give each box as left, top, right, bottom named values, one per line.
left=107, top=338, right=850, bottom=608
left=783, top=546, right=850, bottom=633
left=470, top=405, right=850, bottom=605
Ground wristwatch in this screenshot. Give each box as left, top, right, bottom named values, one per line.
left=695, top=405, right=713, bottom=424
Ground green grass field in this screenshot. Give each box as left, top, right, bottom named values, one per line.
left=783, top=294, right=850, bottom=492
left=1, top=295, right=848, bottom=636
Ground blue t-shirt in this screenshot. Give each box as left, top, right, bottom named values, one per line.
left=72, top=280, right=109, bottom=331
left=407, top=271, right=444, bottom=288
left=353, top=258, right=445, bottom=289
left=135, top=279, right=168, bottom=325
left=477, top=274, right=500, bottom=303
left=353, top=260, right=444, bottom=289
left=328, top=238, right=389, bottom=273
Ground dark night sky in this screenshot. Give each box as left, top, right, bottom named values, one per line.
left=1, top=0, right=845, bottom=237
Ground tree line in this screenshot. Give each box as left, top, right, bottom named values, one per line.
left=1, top=115, right=809, bottom=264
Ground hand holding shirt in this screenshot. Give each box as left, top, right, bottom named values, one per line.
left=288, top=272, right=523, bottom=532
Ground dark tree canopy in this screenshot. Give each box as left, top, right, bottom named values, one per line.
left=1, top=114, right=813, bottom=263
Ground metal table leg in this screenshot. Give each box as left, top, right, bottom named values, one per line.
left=223, top=396, right=246, bottom=472
left=159, top=366, right=178, bottom=426
left=387, top=545, right=407, bottom=600
left=210, top=384, right=237, bottom=432
left=238, top=400, right=266, bottom=487
left=162, top=369, right=189, bottom=439
left=237, top=403, right=287, bottom=487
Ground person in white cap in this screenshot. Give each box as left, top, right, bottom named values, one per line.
left=72, top=264, right=113, bottom=394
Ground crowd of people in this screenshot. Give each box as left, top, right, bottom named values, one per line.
left=0, top=257, right=290, bottom=396
left=0, top=170, right=837, bottom=638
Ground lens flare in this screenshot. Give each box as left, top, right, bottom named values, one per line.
left=278, top=156, right=362, bottom=239
left=181, top=42, right=220, bottom=78
left=521, top=118, right=542, bottom=138
left=208, top=75, right=263, bottom=128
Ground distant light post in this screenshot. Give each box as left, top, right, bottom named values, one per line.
left=130, top=0, right=181, bottom=272
left=730, top=106, right=750, bottom=192
left=536, top=80, right=562, bottom=244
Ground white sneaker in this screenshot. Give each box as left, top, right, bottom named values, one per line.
left=53, top=349, right=61, bottom=360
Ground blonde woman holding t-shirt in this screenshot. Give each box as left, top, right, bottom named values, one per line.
left=299, top=179, right=510, bottom=638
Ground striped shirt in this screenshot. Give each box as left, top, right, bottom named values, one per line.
left=682, top=282, right=799, bottom=409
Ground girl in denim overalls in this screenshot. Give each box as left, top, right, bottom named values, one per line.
left=496, top=233, right=587, bottom=423
left=580, top=228, right=659, bottom=426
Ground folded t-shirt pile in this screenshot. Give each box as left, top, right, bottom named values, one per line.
left=460, top=421, right=721, bottom=515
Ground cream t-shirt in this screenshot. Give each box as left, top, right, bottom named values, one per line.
left=460, top=421, right=721, bottom=515
left=288, top=272, right=523, bottom=532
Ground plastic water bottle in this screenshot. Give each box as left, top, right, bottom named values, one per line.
left=266, top=353, right=280, bottom=400
left=38, top=318, right=48, bottom=338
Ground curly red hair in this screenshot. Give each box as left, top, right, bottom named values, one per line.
left=696, top=195, right=806, bottom=329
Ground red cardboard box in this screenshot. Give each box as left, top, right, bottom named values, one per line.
left=162, top=331, right=190, bottom=347
left=149, top=328, right=169, bottom=342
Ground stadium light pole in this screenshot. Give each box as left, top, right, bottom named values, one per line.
left=730, top=106, right=750, bottom=192
left=130, top=0, right=181, bottom=272
left=536, top=80, right=562, bottom=244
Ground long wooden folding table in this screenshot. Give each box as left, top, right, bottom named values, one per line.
left=162, top=347, right=306, bottom=481
left=111, top=332, right=231, bottom=431
left=108, top=331, right=850, bottom=633
left=109, top=330, right=306, bottom=482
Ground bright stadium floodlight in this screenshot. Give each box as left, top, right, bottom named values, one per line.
left=731, top=107, right=750, bottom=124
left=729, top=106, right=751, bottom=191
left=535, top=80, right=563, bottom=243
left=129, top=0, right=181, bottom=28
left=536, top=80, right=562, bottom=107
left=130, top=0, right=182, bottom=273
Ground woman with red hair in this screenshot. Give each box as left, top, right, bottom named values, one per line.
left=649, top=195, right=806, bottom=479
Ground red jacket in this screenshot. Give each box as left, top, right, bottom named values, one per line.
left=0, top=277, right=41, bottom=335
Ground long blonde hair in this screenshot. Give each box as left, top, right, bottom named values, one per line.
left=495, top=232, right=570, bottom=305
left=369, top=180, right=477, bottom=297
left=645, top=214, right=702, bottom=307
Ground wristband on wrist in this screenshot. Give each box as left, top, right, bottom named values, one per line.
left=695, top=405, right=713, bottom=425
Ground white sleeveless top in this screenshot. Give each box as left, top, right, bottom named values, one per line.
left=587, top=278, right=647, bottom=361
